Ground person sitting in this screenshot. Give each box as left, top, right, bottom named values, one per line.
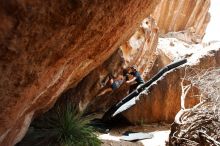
left=126, top=65, right=144, bottom=93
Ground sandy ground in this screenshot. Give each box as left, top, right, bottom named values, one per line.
left=98, top=123, right=170, bottom=146
left=101, top=140, right=144, bottom=146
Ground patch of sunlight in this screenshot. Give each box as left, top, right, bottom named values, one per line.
left=203, top=0, right=220, bottom=42
left=141, top=130, right=170, bottom=146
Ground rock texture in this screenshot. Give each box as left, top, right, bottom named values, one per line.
left=56, top=16, right=160, bottom=114
left=152, top=0, right=210, bottom=42
left=0, top=0, right=160, bottom=145
left=59, top=49, right=127, bottom=112
left=58, top=0, right=213, bottom=122
left=120, top=17, right=159, bottom=76
left=0, top=0, right=213, bottom=145
left=122, top=40, right=220, bottom=124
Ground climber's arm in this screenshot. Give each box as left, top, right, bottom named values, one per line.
left=126, top=77, right=137, bottom=84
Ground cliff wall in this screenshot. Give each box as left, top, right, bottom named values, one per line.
left=0, top=0, right=159, bottom=145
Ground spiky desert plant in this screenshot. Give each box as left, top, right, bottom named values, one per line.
left=19, top=104, right=101, bottom=146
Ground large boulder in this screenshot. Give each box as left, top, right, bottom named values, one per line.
left=75, top=0, right=212, bottom=116
left=0, top=0, right=160, bottom=145
left=122, top=39, right=220, bottom=124
left=0, top=0, right=212, bottom=145
left=57, top=16, right=160, bottom=114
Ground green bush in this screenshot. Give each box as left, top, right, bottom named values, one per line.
left=19, top=104, right=101, bottom=146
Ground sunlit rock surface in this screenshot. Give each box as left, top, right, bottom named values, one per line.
left=0, top=0, right=160, bottom=145
left=0, top=0, right=213, bottom=145
left=76, top=0, right=212, bottom=120
left=58, top=17, right=160, bottom=114
left=122, top=40, right=220, bottom=124
left=152, top=0, right=210, bottom=42
left=120, top=17, right=159, bottom=77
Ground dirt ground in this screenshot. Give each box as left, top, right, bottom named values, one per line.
left=101, top=140, right=144, bottom=146
left=99, top=123, right=170, bottom=146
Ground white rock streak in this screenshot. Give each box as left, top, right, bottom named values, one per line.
left=157, top=38, right=220, bottom=66
left=112, top=95, right=140, bottom=117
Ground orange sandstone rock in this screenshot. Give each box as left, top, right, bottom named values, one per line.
left=122, top=42, right=220, bottom=124
left=152, top=0, right=210, bottom=41
left=0, top=0, right=160, bottom=145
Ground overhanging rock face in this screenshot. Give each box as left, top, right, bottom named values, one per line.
left=62, top=16, right=160, bottom=114
left=0, top=0, right=213, bottom=145
left=73, top=0, right=211, bottom=116
left=0, top=0, right=160, bottom=145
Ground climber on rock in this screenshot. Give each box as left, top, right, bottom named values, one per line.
left=110, top=74, right=124, bottom=90
left=126, top=65, right=144, bottom=93
left=97, top=74, right=124, bottom=97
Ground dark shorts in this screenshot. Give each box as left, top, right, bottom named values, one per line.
left=111, top=82, right=118, bottom=90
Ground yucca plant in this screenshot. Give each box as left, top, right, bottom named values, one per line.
left=19, top=104, right=101, bottom=146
